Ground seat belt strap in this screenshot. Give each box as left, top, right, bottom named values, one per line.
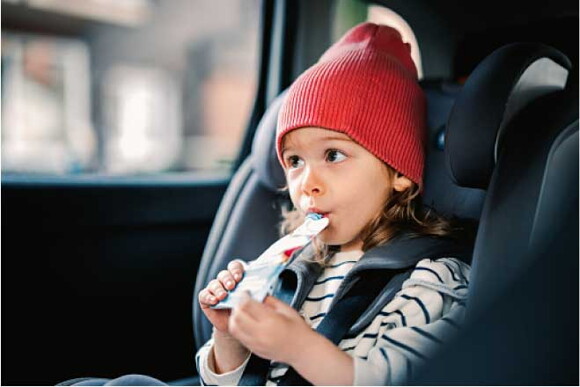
left=239, top=233, right=471, bottom=385
left=239, top=268, right=412, bottom=386
left=277, top=269, right=412, bottom=386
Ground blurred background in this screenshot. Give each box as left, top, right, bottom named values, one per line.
left=2, top=0, right=577, bottom=179
left=2, top=0, right=261, bottom=176
left=1, top=0, right=424, bottom=178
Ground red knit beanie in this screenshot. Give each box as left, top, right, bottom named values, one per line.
left=276, top=22, right=426, bottom=186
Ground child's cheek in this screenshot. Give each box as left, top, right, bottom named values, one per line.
left=286, top=179, right=301, bottom=205
left=287, top=186, right=299, bottom=207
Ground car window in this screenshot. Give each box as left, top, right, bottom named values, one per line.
left=1, top=0, right=261, bottom=176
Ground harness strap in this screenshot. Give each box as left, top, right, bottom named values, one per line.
left=238, top=233, right=472, bottom=385
left=239, top=268, right=412, bottom=386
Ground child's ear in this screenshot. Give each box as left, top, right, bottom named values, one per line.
left=393, top=172, right=413, bottom=192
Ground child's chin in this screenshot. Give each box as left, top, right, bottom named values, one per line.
left=319, top=232, right=363, bottom=251
left=318, top=233, right=347, bottom=246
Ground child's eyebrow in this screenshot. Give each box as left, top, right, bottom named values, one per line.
left=280, top=145, right=294, bottom=155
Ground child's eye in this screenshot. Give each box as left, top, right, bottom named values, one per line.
left=286, top=155, right=304, bottom=169
left=326, top=149, right=347, bottom=163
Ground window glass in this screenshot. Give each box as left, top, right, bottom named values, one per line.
left=332, top=0, right=423, bottom=79
left=1, top=0, right=261, bottom=175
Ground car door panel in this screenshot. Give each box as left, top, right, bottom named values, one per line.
left=2, top=176, right=227, bottom=385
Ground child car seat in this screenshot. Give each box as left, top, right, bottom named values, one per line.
left=192, top=41, right=575, bottom=385
left=421, top=79, right=486, bottom=221
left=411, top=42, right=577, bottom=384
left=191, top=85, right=487, bottom=352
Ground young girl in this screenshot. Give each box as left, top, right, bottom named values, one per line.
left=196, top=22, right=471, bottom=386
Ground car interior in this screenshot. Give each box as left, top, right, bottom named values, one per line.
left=2, top=0, right=578, bottom=385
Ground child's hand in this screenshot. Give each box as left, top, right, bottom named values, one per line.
left=229, top=295, right=316, bottom=364
left=198, top=260, right=245, bottom=333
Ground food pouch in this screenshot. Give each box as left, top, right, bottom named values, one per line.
left=212, top=212, right=329, bottom=309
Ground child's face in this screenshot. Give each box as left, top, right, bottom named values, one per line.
left=281, top=127, right=411, bottom=252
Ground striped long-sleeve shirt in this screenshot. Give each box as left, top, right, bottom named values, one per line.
left=196, top=250, right=470, bottom=385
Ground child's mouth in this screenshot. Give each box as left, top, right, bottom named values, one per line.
left=306, top=208, right=329, bottom=217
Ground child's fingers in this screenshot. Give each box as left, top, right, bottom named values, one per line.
left=198, top=288, right=218, bottom=307
left=207, top=279, right=228, bottom=300
left=227, top=260, right=245, bottom=282
left=217, top=270, right=236, bottom=291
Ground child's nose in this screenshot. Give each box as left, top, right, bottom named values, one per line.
left=301, top=166, right=325, bottom=197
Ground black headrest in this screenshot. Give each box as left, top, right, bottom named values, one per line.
left=446, top=43, right=571, bottom=189
left=251, top=91, right=288, bottom=191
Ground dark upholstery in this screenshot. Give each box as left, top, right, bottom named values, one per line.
left=192, top=94, right=290, bottom=350
left=467, top=87, right=578, bottom=316
left=440, top=42, right=573, bottom=313
left=252, top=90, right=288, bottom=191
left=446, top=43, right=571, bottom=190
left=421, top=80, right=486, bottom=220
left=411, top=44, right=577, bottom=384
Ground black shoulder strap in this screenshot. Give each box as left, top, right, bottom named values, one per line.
left=278, top=268, right=412, bottom=386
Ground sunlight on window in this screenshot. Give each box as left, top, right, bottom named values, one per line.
left=1, top=0, right=260, bottom=176
left=1, top=36, right=96, bottom=173
left=103, top=66, right=182, bottom=174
